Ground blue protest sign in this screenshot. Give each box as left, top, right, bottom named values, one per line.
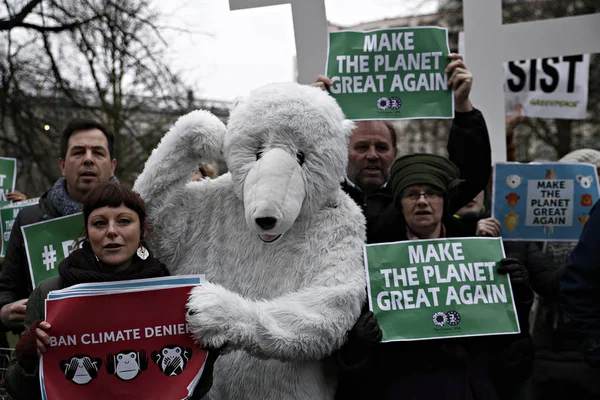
left=492, top=162, right=599, bottom=241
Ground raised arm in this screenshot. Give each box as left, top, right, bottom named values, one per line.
left=133, top=110, right=226, bottom=265
left=133, top=110, right=226, bottom=210
left=446, top=109, right=491, bottom=214
left=445, top=54, right=492, bottom=214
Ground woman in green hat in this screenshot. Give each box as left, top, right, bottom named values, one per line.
left=336, top=154, right=529, bottom=400
left=389, top=153, right=469, bottom=240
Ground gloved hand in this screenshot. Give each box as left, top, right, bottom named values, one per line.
left=15, top=320, right=42, bottom=374
left=498, top=258, right=529, bottom=285
left=189, top=346, right=221, bottom=399
left=338, top=311, right=382, bottom=369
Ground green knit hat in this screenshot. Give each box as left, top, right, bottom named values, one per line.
left=390, top=153, right=463, bottom=209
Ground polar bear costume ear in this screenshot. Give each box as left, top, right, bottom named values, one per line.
left=228, top=96, right=242, bottom=116
left=341, top=119, right=356, bottom=139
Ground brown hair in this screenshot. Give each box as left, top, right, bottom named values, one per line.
left=383, top=121, right=398, bottom=149
left=60, top=118, right=116, bottom=159
left=81, top=182, right=146, bottom=237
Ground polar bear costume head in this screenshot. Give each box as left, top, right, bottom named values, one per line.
left=224, top=83, right=354, bottom=243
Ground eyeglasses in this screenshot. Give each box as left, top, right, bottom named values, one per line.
left=402, top=190, right=443, bottom=202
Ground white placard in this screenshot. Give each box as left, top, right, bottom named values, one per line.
left=459, top=32, right=590, bottom=120
left=463, top=1, right=600, bottom=162
left=229, top=0, right=328, bottom=85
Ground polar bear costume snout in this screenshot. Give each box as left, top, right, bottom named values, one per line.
left=244, top=148, right=305, bottom=243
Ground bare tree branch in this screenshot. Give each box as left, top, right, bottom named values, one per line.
left=0, top=0, right=43, bottom=30
left=12, top=14, right=103, bottom=32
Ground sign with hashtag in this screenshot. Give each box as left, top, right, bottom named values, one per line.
left=21, top=213, right=84, bottom=288
left=0, top=197, right=39, bottom=257
left=0, top=157, right=17, bottom=208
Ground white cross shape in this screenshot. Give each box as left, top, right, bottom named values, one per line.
left=229, top=0, right=328, bottom=85
left=463, top=1, right=600, bottom=162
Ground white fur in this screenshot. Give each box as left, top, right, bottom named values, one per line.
left=134, top=82, right=365, bottom=400
left=243, top=148, right=305, bottom=236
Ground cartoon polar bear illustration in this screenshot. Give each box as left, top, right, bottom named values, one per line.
left=506, top=174, right=522, bottom=188
left=577, top=175, right=594, bottom=189
left=134, top=83, right=366, bottom=400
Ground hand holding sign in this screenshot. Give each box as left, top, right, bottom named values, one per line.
left=5, top=190, right=27, bottom=202
left=311, top=75, right=333, bottom=92
left=14, top=319, right=51, bottom=373
left=446, top=54, right=473, bottom=112
left=35, top=321, right=52, bottom=356
left=475, top=217, right=502, bottom=237
left=340, top=311, right=382, bottom=366
left=0, top=298, right=28, bottom=329
left=498, top=258, right=529, bottom=285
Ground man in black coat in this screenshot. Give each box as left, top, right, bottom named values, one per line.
left=0, top=118, right=118, bottom=332
left=312, top=54, right=492, bottom=244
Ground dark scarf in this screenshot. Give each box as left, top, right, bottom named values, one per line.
left=49, top=176, right=120, bottom=217
left=58, top=242, right=169, bottom=287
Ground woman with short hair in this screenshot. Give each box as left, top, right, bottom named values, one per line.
left=4, top=182, right=215, bottom=399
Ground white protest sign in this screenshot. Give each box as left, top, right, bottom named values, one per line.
left=504, top=55, right=590, bottom=119
left=229, top=0, right=328, bottom=85
left=524, top=179, right=575, bottom=226
left=462, top=1, right=600, bottom=162
left=459, top=32, right=590, bottom=120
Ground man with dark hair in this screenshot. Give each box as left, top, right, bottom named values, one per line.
left=0, top=118, right=117, bottom=331
left=345, top=121, right=398, bottom=196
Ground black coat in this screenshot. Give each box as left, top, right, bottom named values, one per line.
left=560, top=201, right=600, bottom=353
left=341, top=108, right=491, bottom=245
left=336, top=109, right=492, bottom=399
left=0, top=189, right=61, bottom=331
left=335, top=218, right=499, bottom=400
left=553, top=201, right=600, bottom=396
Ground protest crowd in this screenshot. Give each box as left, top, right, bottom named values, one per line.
left=0, top=16, right=599, bottom=400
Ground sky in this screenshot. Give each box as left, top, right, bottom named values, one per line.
left=155, top=0, right=437, bottom=102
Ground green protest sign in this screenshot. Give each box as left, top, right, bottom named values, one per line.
left=365, top=237, right=519, bottom=342
left=0, top=157, right=17, bottom=208
left=325, top=27, right=453, bottom=120
left=22, top=213, right=84, bottom=288
left=0, top=198, right=39, bottom=257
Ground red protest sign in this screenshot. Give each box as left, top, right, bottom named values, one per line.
left=42, top=285, right=207, bottom=400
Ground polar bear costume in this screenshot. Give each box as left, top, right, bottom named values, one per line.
left=134, top=82, right=366, bottom=400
